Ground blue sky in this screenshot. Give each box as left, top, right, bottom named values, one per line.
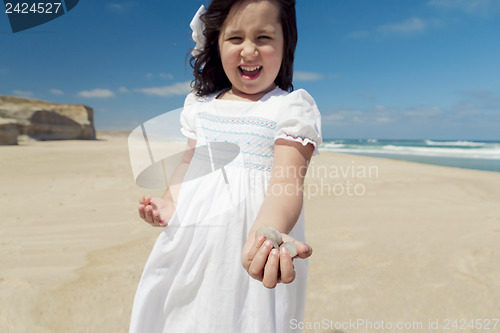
left=1, top=0, right=499, bottom=140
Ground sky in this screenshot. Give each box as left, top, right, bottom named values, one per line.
left=1, top=0, right=499, bottom=140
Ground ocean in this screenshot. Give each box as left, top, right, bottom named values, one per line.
left=319, top=139, right=500, bottom=173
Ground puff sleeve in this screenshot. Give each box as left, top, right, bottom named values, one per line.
left=274, top=89, right=323, bottom=155
left=179, top=92, right=197, bottom=139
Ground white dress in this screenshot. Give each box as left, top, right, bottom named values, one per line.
left=129, top=87, right=322, bottom=333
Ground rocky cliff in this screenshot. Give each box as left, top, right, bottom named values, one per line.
left=0, top=95, right=96, bottom=144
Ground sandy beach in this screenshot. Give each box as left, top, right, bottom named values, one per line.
left=1, top=133, right=499, bottom=333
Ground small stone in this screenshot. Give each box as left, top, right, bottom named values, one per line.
left=279, top=242, right=298, bottom=258
left=255, top=225, right=282, bottom=249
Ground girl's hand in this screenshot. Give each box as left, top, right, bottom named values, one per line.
left=138, top=195, right=175, bottom=227
left=241, top=233, right=313, bottom=289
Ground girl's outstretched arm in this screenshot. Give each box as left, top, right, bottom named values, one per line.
left=242, top=138, right=314, bottom=288
left=138, top=138, right=197, bottom=227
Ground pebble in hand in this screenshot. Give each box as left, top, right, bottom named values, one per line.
left=255, top=225, right=298, bottom=258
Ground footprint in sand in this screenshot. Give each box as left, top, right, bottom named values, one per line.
left=452, top=248, right=499, bottom=287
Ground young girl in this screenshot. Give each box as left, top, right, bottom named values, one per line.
left=130, top=0, right=322, bottom=331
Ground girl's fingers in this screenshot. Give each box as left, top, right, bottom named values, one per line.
left=296, top=243, right=313, bottom=259
left=248, top=239, right=274, bottom=280
left=138, top=197, right=170, bottom=227
left=138, top=204, right=146, bottom=220
left=247, top=234, right=266, bottom=263
left=145, top=205, right=154, bottom=223
left=152, top=211, right=161, bottom=226
left=262, top=249, right=280, bottom=288
left=279, top=247, right=296, bottom=284
left=139, top=195, right=151, bottom=205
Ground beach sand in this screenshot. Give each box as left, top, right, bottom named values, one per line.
left=1, top=134, right=499, bottom=332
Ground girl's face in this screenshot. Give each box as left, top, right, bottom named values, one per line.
left=218, top=0, right=284, bottom=100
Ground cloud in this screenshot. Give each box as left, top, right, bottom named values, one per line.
left=78, top=89, right=115, bottom=98
left=378, top=17, right=427, bottom=35
left=107, top=2, right=137, bottom=13
left=12, top=90, right=33, bottom=97
left=347, top=30, right=370, bottom=39
left=146, top=72, right=175, bottom=80
left=324, top=101, right=499, bottom=132
left=347, top=16, right=444, bottom=39
left=50, top=89, right=64, bottom=95
left=322, top=105, right=444, bottom=126
left=118, top=87, right=130, bottom=93
left=322, top=113, right=346, bottom=123
left=462, top=90, right=500, bottom=103
left=294, top=71, right=325, bottom=81
left=159, top=73, right=174, bottom=79
left=459, top=90, right=500, bottom=110
left=348, top=17, right=442, bottom=39
left=323, top=99, right=499, bottom=139
left=428, top=0, right=500, bottom=14
left=108, top=3, right=126, bottom=12
left=375, top=117, right=393, bottom=124
left=135, top=81, right=192, bottom=97
left=403, top=106, right=443, bottom=117
left=355, top=93, right=376, bottom=100
left=321, top=109, right=366, bottom=126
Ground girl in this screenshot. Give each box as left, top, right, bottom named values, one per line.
left=130, top=0, right=322, bottom=331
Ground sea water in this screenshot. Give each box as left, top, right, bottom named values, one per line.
left=319, top=139, right=500, bottom=173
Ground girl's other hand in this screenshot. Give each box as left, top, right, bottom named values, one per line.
left=138, top=195, right=175, bottom=227
left=242, top=233, right=313, bottom=289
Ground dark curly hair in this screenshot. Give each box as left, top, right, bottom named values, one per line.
left=189, top=0, right=297, bottom=97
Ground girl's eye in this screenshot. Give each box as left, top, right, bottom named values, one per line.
left=228, top=37, right=242, bottom=41
left=258, top=36, right=271, bottom=40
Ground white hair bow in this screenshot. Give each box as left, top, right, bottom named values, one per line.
left=190, top=5, right=207, bottom=57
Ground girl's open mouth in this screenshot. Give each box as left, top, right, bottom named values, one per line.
left=238, top=65, right=262, bottom=80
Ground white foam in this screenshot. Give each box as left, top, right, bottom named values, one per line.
left=322, top=142, right=345, bottom=148
left=320, top=144, right=500, bottom=160
left=425, top=139, right=486, bottom=147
